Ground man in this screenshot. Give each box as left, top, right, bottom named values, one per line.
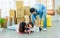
left=30, top=4, right=47, bottom=30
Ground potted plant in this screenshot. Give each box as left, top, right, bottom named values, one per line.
left=0, top=18, right=5, bottom=32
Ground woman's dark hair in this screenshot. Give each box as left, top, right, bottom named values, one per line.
left=28, top=22, right=34, bottom=27
left=19, top=22, right=26, bottom=33
left=30, top=8, right=36, bottom=13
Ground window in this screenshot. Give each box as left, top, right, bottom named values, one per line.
left=40, top=0, right=55, bottom=15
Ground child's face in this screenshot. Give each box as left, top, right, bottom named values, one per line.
left=29, top=24, right=33, bottom=28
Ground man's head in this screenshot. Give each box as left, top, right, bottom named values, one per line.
left=30, top=8, right=36, bottom=14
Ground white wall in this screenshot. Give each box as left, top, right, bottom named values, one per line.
left=53, top=0, right=60, bottom=21
left=24, top=0, right=38, bottom=6
left=0, top=0, right=38, bottom=18
left=55, top=0, right=60, bottom=9
left=47, top=0, right=60, bottom=21
left=0, top=0, right=16, bottom=18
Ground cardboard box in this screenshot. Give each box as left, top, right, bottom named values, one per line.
left=10, top=17, right=17, bottom=25
left=16, top=1, right=23, bottom=9
left=16, top=9, right=24, bottom=17
left=9, top=10, right=16, bottom=17
left=29, top=15, right=31, bottom=22
left=17, top=17, right=24, bottom=23
left=10, top=17, right=12, bottom=26
left=16, top=1, right=24, bottom=17
left=14, top=17, right=17, bottom=24
left=24, top=6, right=31, bottom=15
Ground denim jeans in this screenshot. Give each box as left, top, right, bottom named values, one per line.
left=31, top=13, right=47, bottom=28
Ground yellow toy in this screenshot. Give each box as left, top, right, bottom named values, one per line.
left=41, top=15, right=52, bottom=27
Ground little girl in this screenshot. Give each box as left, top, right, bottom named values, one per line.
left=28, top=22, right=42, bottom=32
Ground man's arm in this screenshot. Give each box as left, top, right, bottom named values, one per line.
left=31, top=14, right=36, bottom=24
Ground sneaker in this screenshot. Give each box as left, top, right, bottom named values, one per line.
left=43, top=28, right=47, bottom=31
left=39, top=27, right=42, bottom=31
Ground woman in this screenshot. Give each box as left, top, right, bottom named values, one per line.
left=17, top=22, right=31, bottom=34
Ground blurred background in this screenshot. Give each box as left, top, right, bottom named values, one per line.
left=0, top=0, right=60, bottom=21
left=0, top=0, right=60, bottom=38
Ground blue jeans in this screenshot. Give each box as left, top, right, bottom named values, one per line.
left=31, top=13, right=47, bottom=28
left=43, top=15, right=47, bottom=28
